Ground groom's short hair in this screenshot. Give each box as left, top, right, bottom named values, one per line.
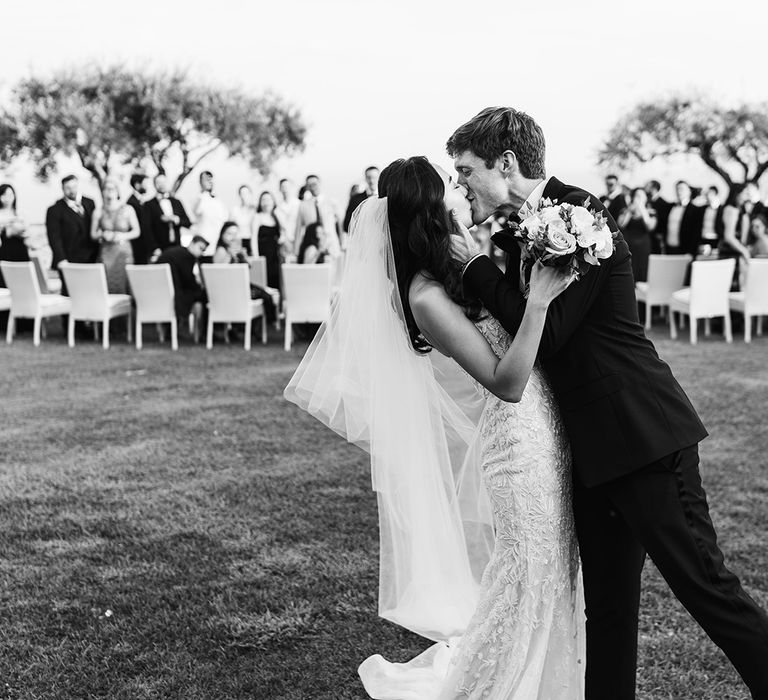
left=446, top=107, right=546, bottom=179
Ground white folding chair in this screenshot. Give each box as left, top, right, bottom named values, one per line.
left=669, top=258, right=736, bottom=344
left=0, top=288, right=10, bottom=312
left=281, top=263, right=332, bottom=350
left=635, top=254, right=692, bottom=329
left=127, top=264, right=186, bottom=350
left=249, top=255, right=281, bottom=329
left=201, top=263, right=266, bottom=350
left=59, top=263, right=132, bottom=349
left=1, top=261, right=71, bottom=346
left=729, top=259, right=768, bottom=342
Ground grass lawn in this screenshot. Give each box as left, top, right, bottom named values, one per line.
left=1, top=323, right=767, bottom=699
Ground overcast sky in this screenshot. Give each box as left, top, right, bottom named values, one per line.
left=2, top=0, right=768, bottom=219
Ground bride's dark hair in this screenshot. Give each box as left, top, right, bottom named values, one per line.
left=379, top=156, right=481, bottom=353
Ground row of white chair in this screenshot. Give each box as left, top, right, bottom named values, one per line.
left=636, top=255, right=768, bottom=344
left=0, top=260, right=335, bottom=351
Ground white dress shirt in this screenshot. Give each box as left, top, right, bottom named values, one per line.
left=194, top=192, right=227, bottom=248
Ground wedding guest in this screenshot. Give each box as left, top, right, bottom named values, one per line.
left=343, top=165, right=379, bottom=233
left=155, top=235, right=208, bottom=325
left=252, top=191, right=285, bottom=291
left=213, top=221, right=277, bottom=322
left=193, top=170, right=227, bottom=249
left=719, top=185, right=752, bottom=289
left=276, top=178, right=300, bottom=260
left=743, top=182, right=765, bottom=224
left=666, top=180, right=703, bottom=256
left=618, top=187, right=656, bottom=282
left=0, top=184, right=30, bottom=287
left=645, top=180, right=672, bottom=254
left=600, top=174, right=628, bottom=221
left=46, top=175, right=98, bottom=279
left=293, top=174, right=341, bottom=259
left=298, top=222, right=329, bottom=264
left=749, top=213, right=768, bottom=257
left=230, top=184, right=257, bottom=255
left=126, top=173, right=155, bottom=264
left=91, top=178, right=140, bottom=294
left=143, top=174, right=191, bottom=253
left=698, top=186, right=724, bottom=256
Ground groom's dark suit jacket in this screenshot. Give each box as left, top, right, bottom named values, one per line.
left=464, top=177, right=707, bottom=487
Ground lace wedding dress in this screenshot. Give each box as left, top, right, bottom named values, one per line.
left=437, top=314, right=585, bottom=699
left=361, top=315, right=585, bottom=699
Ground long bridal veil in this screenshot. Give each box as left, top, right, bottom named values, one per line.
left=284, top=197, right=494, bottom=693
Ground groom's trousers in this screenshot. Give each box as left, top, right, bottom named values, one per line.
left=573, top=444, right=768, bottom=700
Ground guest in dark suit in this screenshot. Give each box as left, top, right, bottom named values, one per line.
left=600, top=173, right=628, bottom=221
left=447, top=106, right=768, bottom=700
left=645, top=179, right=672, bottom=254
left=45, top=174, right=97, bottom=279
left=142, top=173, right=191, bottom=254
left=154, top=235, right=207, bottom=321
left=125, top=173, right=156, bottom=264
left=698, top=185, right=725, bottom=255
left=666, top=180, right=703, bottom=256
left=343, top=166, right=379, bottom=233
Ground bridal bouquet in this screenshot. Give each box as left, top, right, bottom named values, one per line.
left=507, top=198, right=615, bottom=279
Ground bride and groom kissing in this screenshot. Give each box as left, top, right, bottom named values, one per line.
left=285, top=107, right=768, bottom=699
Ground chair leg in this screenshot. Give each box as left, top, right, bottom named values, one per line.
left=68, top=315, right=75, bottom=348
left=644, top=303, right=651, bottom=330
left=262, top=314, right=267, bottom=344
left=127, top=310, right=132, bottom=343
left=744, top=314, right=751, bottom=343
left=669, top=310, right=677, bottom=340
left=41, top=319, right=47, bottom=339
left=284, top=320, right=292, bottom=351
left=171, top=318, right=178, bottom=351
left=244, top=319, right=252, bottom=351
left=33, top=315, right=42, bottom=347
left=704, top=318, right=711, bottom=337
left=724, top=312, right=733, bottom=343
left=103, top=319, right=110, bottom=349
left=206, top=318, right=213, bottom=350
left=690, top=317, right=697, bottom=345
left=6, top=314, right=14, bottom=344
left=136, top=320, right=143, bottom=350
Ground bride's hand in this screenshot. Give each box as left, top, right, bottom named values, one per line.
left=449, top=209, right=479, bottom=263
left=527, top=261, right=575, bottom=307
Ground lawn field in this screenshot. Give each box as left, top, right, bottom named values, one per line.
left=1, top=325, right=767, bottom=699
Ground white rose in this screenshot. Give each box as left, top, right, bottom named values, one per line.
left=594, top=225, right=614, bottom=259
left=520, top=213, right=543, bottom=236
left=538, top=205, right=562, bottom=225
left=569, top=207, right=594, bottom=235
left=544, top=223, right=577, bottom=256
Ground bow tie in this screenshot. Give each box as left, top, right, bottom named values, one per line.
left=158, top=194, right=170, bottom=200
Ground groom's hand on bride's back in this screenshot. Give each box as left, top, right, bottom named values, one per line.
left=449, top=209, right=479, bottom=264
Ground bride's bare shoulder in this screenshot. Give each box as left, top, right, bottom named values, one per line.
left=408, top=271, right=448, bottom=311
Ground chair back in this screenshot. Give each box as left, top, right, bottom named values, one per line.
left=249, top=256, right=268, bottom=288
left=59, top=263, right=109, bottom=317
left=29, top=255, right=52, bottom=293
left=742, top=258, right=768, bottom=314
left=282, top=264, right=332, bottom=322
left=0, top=261, right=41, bottom=316
left=201, top=263, right=251, bottom=321
left=127, top=264, right=175, bottom=321
left=645, top=254, right=692, bottom=304
left=688, top=258, right=736, bottom=316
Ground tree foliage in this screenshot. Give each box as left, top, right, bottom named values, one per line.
left=599, top=95, right=768, bottom=196
left=0, top=65, right=307, bottom=192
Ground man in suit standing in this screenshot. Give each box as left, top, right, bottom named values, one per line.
left=125, top=173, right=156, bottom=264
left=293, top=174, right=342, bottom=258
left=666, top=180, right=704, bottom=256
left=143, top=174, right=191, bottom=255
left=46, top=174, right=97, bottom=280
left=343, top=165, right=379, bottom=234
left=448, top=106, right=768, bottom=700
left=600, top=173, right=628, bottom=222
left=645, top=179, right=672, bottom=254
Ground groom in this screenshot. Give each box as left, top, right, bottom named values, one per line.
left=448, top=107, right=768, bottom=700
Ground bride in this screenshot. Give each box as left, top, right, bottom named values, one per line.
left=285, top=156, right=585, bottom=699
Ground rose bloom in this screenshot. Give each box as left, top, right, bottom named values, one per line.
left=595, top=225, right=614, bottom=259
left=538, top=206, right=562, bottom=225
left=569, top=206, right=594, bottom=235
left=520, top=213, right=543, bottom=236
left=545, top=225, right=577, bottom=255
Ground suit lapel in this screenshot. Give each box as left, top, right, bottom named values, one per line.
left=542, top=176, right=565, bottom=203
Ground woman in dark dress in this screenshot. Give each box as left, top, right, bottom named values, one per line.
left=251, top=191, right=285, bottom=291
left=0, top=184, right=30, bottom=287
left=298, top=222, right=329, bottom=264
left=618, top=187, right=656, bottom=282
left=719, top=185, right=752, bottom=290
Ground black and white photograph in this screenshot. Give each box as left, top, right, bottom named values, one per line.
left=1, top=1, right=768, bottom=698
